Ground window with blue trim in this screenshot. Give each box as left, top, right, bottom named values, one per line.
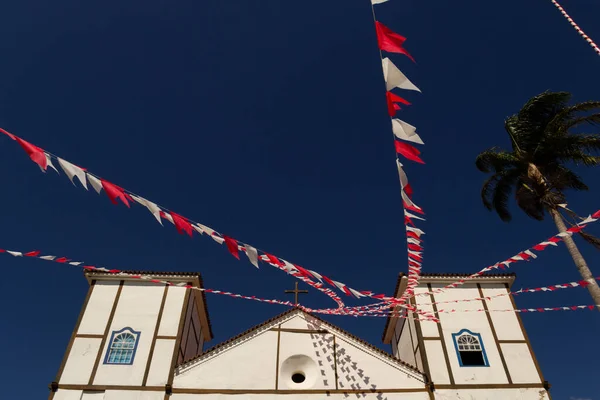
left=103, top=327, right=141, bottom=365
left=452, top=329, right=489, bottom=367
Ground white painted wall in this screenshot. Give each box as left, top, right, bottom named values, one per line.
left=175, top=329, right=279, bottom=389
left=429, top=283, right=509, bottom=385
left=52, top=390, right=83, bottom=400
left=81, top=392, right=106, bottom=399
left=396, top=324, right=416, bottom=367
left=335, top=335, right=424, bottom=389
left=103, top=390, right=164, bottom=400
left=501, top=343, right=541, bottom=384
left=278, top=330, right=336, bottom=390
left=481, top=284, right=524, bottom=341
left=171, top=393, right=430, bottom=400
left=93, top=282, right=165, bottom=386
left=424, top=340, right=450, bottom=384
left=435, top=388, right=549, bottom=399
left=78, top=282, right=120, bottom=335
left=158, top=286, right=186, bottom=337
left=146, top=338, right=176, bottom=386
left=60, top=337, right=102, bottom=384
left=413, top=288, right=438, bottom=338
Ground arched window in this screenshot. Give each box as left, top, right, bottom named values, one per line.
left=452, top=329, right=489, bottom=367
left=103, top=327, right=141, bottom=365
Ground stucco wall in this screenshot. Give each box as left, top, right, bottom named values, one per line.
left=77, top=281, right=120, bottom=335
left=176, top=329, right=279, bottom=389
left=434, top=388, right=549, bottom=399
left=60, top=337, right=102, bottom=384
left=92, top=282, right=165, bottom=386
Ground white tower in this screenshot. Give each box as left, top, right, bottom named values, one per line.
left=49, top=270, right=212, bottom=400
left=382, top=272, right=551, bottom=399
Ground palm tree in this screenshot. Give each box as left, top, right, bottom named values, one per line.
left=475, top=91, right=600, bottom=310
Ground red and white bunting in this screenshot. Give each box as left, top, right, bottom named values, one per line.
left=550, top=0, right=600, bottom=56
left=406, top=211, right=600, bottom=300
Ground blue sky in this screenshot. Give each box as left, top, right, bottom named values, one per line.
left=0, top=1, right=599, bottom=399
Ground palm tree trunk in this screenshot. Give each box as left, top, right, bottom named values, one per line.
left=549, top=208, right=600, bottom=311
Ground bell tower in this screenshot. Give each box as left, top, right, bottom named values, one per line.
left=382, top=272, right=551, bottom=399
left=49, top=270, right=212, bottom=400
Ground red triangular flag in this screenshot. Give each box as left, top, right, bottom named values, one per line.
left=171, top=212, right=194, bottom=237
left=56, top=257, right=69, bottom=263
left=375, top=21, right=415, bottom=62
left=408, top=243, right=423, bottom=251
left=532, top=244, right=546, bottom=251
left=0, top=128, right=16, bottom=140
left=14, top=137, right=47, bottom=171
left=395, top=141, right=425, bottom=164
left=386, top=91, right=411, bottom=116
left=223, top=236, right=240, bottom=260
left=264, top=253, right=284, bottom=267
left=25, top=251, right=41, bottom=257
left=592, top=210, right=600, bottom=218
left=100, top=180, right=131, bottom=207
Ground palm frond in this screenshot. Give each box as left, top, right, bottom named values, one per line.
left=475, top=148, right=520, bottom=173
left=515, top=182, right=545, bottom=220
left=579, top=231, right=600, bottom=251
left=491, top=170, right=521, bottom=222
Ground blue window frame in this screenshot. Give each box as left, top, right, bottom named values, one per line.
left=452, top=329, right=489, bottom=367
left=103, top=327, right=141, bottom=365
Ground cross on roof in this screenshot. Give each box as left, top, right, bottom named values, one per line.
left=285, top=282, right=308, bottom=304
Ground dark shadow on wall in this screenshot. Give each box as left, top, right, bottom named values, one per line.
left=306, top=318, right=388, bottom=400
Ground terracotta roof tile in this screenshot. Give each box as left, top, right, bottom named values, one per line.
left=177, top=307, right=424, bottom=378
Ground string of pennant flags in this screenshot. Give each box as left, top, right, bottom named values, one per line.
left=307, top=207, right=600, bottom=315
left=1, top=245, right=595, bottom=320
left=550, top=0, right=600, bottom=56
left=0, top=127, right=443, bottom=321
left=0, top=246, right=437, bottom=321
left=2, top=127, right=599, bottom=318
left=369, top=0, right=427, bottom=303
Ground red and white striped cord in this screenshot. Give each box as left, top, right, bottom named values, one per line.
left=550, top=0, right=600, bottom=56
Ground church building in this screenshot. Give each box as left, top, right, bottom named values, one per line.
left=48, top=270, right=551, bottom=400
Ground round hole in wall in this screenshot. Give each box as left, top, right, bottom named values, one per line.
left=291, top=372, right=306, bottom=384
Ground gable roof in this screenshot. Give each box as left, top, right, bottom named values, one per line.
left=177, top=307, right=423, bottom=377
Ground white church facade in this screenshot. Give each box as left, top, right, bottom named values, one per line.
left=48, top=270, right=551, bottom=400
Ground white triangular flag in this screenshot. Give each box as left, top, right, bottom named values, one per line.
left=405, top=210, right=426, bottom=221
left=392, top=119, right=424, bottom=144
left=40, top=255, right=56, bottom=260
left=308, top=269, right=323, bottom=283
left=130, top=195, right=163, bottom=225
left=192, top=225, right=204, bottom=235
left=372, top=0, right=389, bottom=4
left=382, top=58, right=421, bottom=92
left=580, top=215, right=598, bottom=225
left=211, top=235, right=225, bottom=244
left=197, top=223, right=215, bottom=236
left=282, top=260, right=298, bottom=274
left=7, top=251, right=23, bottom=257
left=45, top=154, right=59, bottom=174
left=87, top=174, right=103, bottom=194
left=244, top=244, right=259, bottom=268
left=58, top=158, right=88, bottom=190
left=396, top=160, right=409, bottom=189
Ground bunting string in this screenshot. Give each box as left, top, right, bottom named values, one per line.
left=550, top=0, right=600, bottom=56
left=0, top=128, right=446, bottom=323
left=404, top=210, right=600, bottom=301
left=370, top=0, right=427, bottom=303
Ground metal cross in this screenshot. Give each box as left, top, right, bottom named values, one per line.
left=285, top=282, right=308, bottom=304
